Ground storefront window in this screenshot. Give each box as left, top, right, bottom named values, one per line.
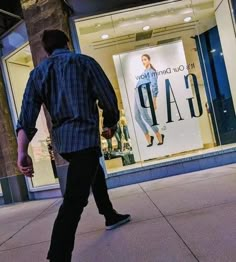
left=75, top=0, right=236, bottom=175
left=2, top=44, right=57, bottom=188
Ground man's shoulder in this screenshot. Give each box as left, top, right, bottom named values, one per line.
left=31, top=53, right=97, bottom=74
left=29, top=58, right=52, bottom=80
left=33, top=58, right=51, bottom=73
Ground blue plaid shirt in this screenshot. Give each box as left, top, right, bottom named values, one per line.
left=17, top=49, right=119, bottom=153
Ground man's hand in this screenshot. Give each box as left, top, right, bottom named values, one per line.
left=17, top=129, right=33, bottom=177
left=17, top=153, right=34, bottom=177
left=102, top=125, right=117, bottom=139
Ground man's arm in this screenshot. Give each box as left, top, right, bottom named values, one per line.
left=88, top=58, right=120, bottom=129
left=16, top=71, right=42, bottom=177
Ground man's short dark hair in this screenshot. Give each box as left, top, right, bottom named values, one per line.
left=41, top=29, right=69, bottom=55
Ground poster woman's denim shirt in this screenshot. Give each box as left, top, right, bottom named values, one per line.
left=136, top=68, right=158, bottom=97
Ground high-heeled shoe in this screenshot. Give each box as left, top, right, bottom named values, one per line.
left=147, top=136, right=154, bottom=147
left=158, top=134, right=165, bottom=145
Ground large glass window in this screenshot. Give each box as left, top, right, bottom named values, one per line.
left=2, top=44, right=57, bottom=188
left=75, top=0, right=236, bottom=175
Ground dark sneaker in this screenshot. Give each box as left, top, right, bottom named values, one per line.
left=105, top=212, right=131, bottom=230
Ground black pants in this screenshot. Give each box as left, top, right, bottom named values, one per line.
left=47, top=148, right=113, bottom=262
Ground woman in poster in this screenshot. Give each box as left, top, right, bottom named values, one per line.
left=135, top=54, right=164, bottom=147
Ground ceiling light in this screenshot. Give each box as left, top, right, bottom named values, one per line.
left=210, top=49, right=216, bottom=53
left=143, top=25, right=151, bottom=31
left=101, top=34, right=109, bottom=40
left=184, top=16, right=192, bottom=22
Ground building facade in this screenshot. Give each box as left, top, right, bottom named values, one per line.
left=0, top=0, right=236, bottom=203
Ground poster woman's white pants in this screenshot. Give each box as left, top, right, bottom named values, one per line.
left=134, top=87, right=159, bottom=134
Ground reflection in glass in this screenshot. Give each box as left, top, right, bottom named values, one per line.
left=1, top=23, right=28, bottom=57
left=196, top=27, right=236, bottom=145
left=4, top=45, right=57, bottom=188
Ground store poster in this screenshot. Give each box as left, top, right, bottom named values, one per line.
left=113, top=41, right=203, bottom=162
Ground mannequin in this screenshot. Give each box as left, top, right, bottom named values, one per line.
left=120, top=109, right=131, bottom=150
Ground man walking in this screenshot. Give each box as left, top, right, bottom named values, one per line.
left=16, top=29, right=131, bottom=262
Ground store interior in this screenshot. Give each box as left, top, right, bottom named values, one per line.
left=75, top=0, right=236, bottom=174
left=1, top=0, right=235, bottom=185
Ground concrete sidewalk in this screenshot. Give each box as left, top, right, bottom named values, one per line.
left=0, top=164, right=236, bottom=262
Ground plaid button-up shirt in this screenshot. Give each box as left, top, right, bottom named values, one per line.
left=17, top=49, right=119, bottom=153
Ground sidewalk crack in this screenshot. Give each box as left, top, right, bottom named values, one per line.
left=139, top=184, right=200, bottom=262
left=0, top=199, right=59, bottom=248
